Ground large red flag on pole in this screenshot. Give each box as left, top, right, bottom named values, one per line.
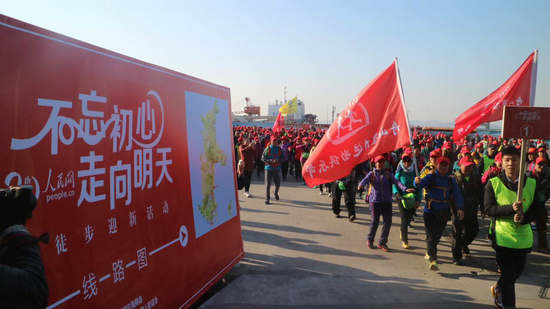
left=273, top=111, right=284, bottom=132
left=302, top=59, right=411, bottom=187
left=453, top=51, right=538, bottom=141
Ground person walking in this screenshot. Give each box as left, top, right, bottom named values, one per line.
left=393, top=153, right=421, bottom=249
left=452, top=157, right=483, bottom=264
left=415, top=156, right=464, bottom=271
left=526, top=157, right=549, bottom=253
left=238, top=136, right=256, bottom=197
left=262, top=136, right=282, bottom=204
left=358, top=155, right=412, bottom=252
left=332, top=166, right=359, bottom=222
left=485, top=146, right=543, bottom=309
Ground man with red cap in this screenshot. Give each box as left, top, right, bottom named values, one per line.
left=358, top=155, right=412, bottom=252
left=482, top=152, right=503, bottom=186
left=527, top=157, right=549, bottom=253
left=415, top=156, right=464, bottom=270
left=526, top=147, right=537, bottom=173
left=453, top=156, right=483, bottom=264
left=238, top=136, right=257, bottom=197
left=481, top=141, right=499, bottom=175
left=262, top=136, right=283, bottom=204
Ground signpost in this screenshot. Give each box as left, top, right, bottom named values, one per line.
left=502, top=106, right=550, bottom=202
left=1, top=14, right=243, bottom=308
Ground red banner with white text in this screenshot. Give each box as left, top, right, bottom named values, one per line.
left=302, top=60, right=411, bottom=187
left=0, top=15, right=243, bottom=308
left=453, top=52, right=537, bottom=141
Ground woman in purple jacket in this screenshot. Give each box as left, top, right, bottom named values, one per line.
left=358, top=155, right=414, bottom=251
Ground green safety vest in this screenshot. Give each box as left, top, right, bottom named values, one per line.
left=483, top=155, right=495, bottom=173
left=489, top=177, right=536, bottom=249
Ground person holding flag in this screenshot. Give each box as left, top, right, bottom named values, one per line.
left=485, top=146, right=542, bottom=308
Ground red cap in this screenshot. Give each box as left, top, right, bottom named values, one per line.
left=490, top=140, right=499, bottom=146
left=495, top=152, right=502, bottom=163
left=436, top=156, right=451, bottom=165
left=430, top=149, right=441, bottom=158
left=374, top=155, right=386, bottom=163
left=460, top=147, right=471, bottom=154
left=401, top=152, right=411, bottom=159
left=536, top=157, right=547, bottom=165
left=538, top=147, right=546, bottom=153
left=528, top=147, right=536, bottom=154
left=459, top=157, right=474, bottom=167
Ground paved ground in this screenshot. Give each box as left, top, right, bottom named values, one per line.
left=201, top=174, right=550, bottom=309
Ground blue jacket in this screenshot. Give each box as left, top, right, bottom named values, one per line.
left=415, top=170, right=464, bottom=213
left=359, top=169, right=407, bottom=205
left=262, top=145, right=282, bottom=171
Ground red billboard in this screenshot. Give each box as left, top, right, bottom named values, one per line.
left=0, top=15, right=243, bottom=308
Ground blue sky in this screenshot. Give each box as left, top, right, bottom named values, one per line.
left=3, top=0, right=549, bottom=124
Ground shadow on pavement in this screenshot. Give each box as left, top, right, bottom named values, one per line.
left=200, top=251, right=489, bottom=308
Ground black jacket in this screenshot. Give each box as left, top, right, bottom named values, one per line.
left=484, top=172, right=542, bottom=253
left=455, top=171, right=483, bottom=214
left=0, top=225, right=49, bottom=308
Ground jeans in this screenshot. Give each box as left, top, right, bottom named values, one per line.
left=265, top=169, right=280, bottom=201
left=398, top=199, right=416, bottom=243
left=243, top=170, right=252, bottom=192
left=451, top=208, right=479, bottom=259
left=424, top=209, right=450, bottom=262
left=331, top=182, right=356, bottom=217
left=496, top=249, right=528, bottom=307
left=368, top=202, right=392, bottom=245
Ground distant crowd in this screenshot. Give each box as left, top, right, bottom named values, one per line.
left=233, top=125, right=550, bottom=309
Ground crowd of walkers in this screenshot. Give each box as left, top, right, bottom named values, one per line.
left=233, top=125, right=550, bottom=309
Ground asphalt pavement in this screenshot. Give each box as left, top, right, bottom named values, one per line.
left=201, top=174, right=550, bottom=309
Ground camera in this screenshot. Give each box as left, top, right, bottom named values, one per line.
left=0, top=185, right=37, bottom=232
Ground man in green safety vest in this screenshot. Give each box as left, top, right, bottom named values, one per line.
left=484, top=146, right=543, bottom=309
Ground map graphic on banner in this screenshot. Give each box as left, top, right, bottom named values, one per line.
left=185, top=91, right=237, bottom=238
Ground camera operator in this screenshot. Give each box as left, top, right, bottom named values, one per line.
left=0, top=186, right=49, bottom=308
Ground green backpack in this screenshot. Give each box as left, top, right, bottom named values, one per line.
left=401, top=192, right=417, bottom=209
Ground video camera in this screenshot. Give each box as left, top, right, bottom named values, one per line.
left=0, top=185, right=38, bottom=231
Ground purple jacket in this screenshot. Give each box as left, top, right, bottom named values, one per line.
left=359, top=169, right=407, bottom=204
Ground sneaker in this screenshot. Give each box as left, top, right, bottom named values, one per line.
left=274, top=194, right=280, bottom=200
left=367, top=240, right=375, bottom=249
left=429, top=261, right=439, bottom=271
left=490, top=285, right=503, bottom=309
left=425, top=253, right=431, bottom=260
left=452, top=259, right=464, bottom=266
left=328, top=193, right=332, bottom=197
left=402, top=242, right=409, bottom=249
left=244, top=192, right=251, bottom=198
left=377, top=244, right=390, bottom=252
left=349, top=214, right=356, bottom=222
left=334, top=213, right=341, bottom=218
left=265, top=200, right=270, bottom=205
left=462, top=246, right=471, bottom=257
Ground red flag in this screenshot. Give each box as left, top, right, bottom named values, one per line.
left=273, top=111, right=284, bottom=132
left=453, top=51, right=537, bottom=141
left=413, top=126, right=418, bottom=139
left=302, top=60, right=411, bottom=187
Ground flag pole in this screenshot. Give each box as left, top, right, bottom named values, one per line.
left=529, top=49, right=538, bottom=107
left=395, top=58, right=418, bottom=176
left=517, top=50, right=539, bottom=204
